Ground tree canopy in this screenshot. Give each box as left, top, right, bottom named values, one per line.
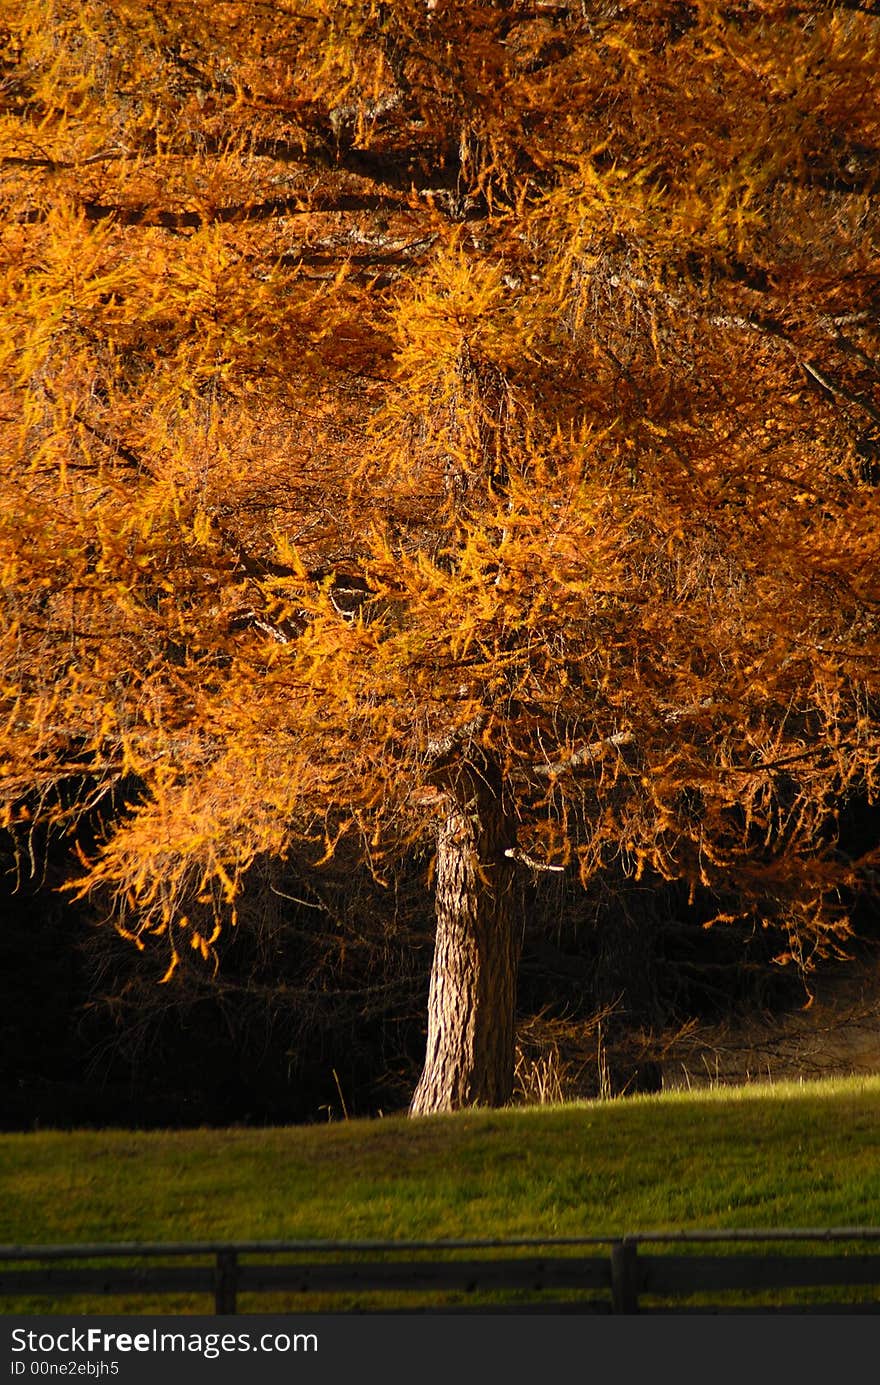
left=2, top=0, right=879, bottom=1111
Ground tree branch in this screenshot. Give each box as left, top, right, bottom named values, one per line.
left=504, top=847, right=564, bottom=872
left=424, top=714, right=489, bottom=763
left=532, top=729, right=636, bottom=778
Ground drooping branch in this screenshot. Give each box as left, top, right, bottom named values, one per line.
left=609, top=270, right=880, bottom=428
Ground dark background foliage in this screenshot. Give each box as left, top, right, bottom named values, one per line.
left=7, top=802, right=877, bottom=1131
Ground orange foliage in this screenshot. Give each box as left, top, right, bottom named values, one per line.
left=1, top=0, right=879, bottom=983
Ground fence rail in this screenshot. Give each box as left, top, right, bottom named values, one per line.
left=2, top=1230, right=880, bottom=1314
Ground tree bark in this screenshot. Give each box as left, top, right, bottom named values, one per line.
left=409, top=760, right=520, bottom=1116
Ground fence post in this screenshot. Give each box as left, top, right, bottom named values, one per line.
left=215, top=1249, right=238, bottom=1315
left=611, top=1239, right=639, bottom=1314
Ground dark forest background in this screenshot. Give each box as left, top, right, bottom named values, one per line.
left=5, top=788, right=879, bottom=1130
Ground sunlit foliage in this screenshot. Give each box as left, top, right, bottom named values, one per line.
left=2, top=0, right=879, bottom=995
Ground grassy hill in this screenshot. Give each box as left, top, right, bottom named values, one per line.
left=2, top=1076, right=879, bottom=1312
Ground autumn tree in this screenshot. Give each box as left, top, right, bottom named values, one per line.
left=2, top=0, right=879, bottom=1114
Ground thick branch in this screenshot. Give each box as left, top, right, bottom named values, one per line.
left=532, top=729, right=635, bottom=778
left=424, top=715, right=489, bottom=765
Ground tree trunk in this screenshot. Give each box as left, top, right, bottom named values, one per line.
left=409, top=761, right=520, bottom=1116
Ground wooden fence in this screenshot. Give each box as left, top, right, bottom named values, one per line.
left=2, top=1229, right=880, bottom=1314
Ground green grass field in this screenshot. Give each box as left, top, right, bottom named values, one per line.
left=2, top=1075, right=879, bottom=1312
